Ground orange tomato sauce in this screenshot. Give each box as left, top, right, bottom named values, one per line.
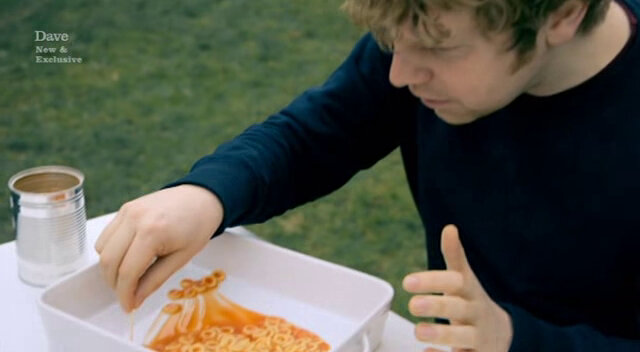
left=144, top=270, right=331, bottom=352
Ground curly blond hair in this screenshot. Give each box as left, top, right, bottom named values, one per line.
left=342, top=0, right=611, bottom=64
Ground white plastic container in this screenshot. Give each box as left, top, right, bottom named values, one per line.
left=38, top=232, right=394, bottom=352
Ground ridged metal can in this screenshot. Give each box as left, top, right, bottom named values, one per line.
left=8, top=165, right=87, bottom=286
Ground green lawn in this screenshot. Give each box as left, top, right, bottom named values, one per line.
left=1, top=0, right=427, bottom=321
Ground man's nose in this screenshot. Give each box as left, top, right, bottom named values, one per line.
left=389, top=53, right=433, bottom=88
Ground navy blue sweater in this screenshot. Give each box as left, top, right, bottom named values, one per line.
left=172, top=1, right=640, bottom=350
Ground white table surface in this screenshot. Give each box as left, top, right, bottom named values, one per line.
left=0, top=213, right=447, bottom=352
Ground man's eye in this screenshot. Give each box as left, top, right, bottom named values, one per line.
left=430, top=46, right=457, bottom=53
left=422, top=46, right=466, bottom=59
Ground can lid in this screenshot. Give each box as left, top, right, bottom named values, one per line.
left=8, top=165, right=85, bottom=205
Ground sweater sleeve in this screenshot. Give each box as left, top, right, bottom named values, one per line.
left=502, top=303, right=640, bottom=351
left=168, top=33, right=415, bottom=233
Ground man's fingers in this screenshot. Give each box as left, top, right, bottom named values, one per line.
left=415, top=323, right=476, bottom=350
left=441, top=225, right=471, bottom=273
left=133, top=250, right=195, bottom=309
left=94, top=212, right=123, bottom=254
left=98, top=219, right=136, bottom=289
left=114, top=231, right=164, bottom=312
left=403, top=270, right=464, bottom=295
left=409, top=295, right=476, bottom=323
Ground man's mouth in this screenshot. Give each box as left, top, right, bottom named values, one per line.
left=420, top=97, right=451, bottom=108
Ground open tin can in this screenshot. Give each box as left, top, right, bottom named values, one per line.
left=8, top=165, right=87, bottom=286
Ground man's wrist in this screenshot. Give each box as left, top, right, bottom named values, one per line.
left=496, top=302, right=514, bottom=352
left=175, top=184, right=225, bottom=234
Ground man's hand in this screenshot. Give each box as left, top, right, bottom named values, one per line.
left=403, top=225, right=513, bottom=352
left=95, top=184, right=224, bottom=312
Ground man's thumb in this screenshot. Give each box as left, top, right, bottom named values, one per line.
left=441, top=224, right=470, bottom=272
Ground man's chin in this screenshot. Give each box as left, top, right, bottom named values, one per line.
left=433, top=108, right=481, bottom=126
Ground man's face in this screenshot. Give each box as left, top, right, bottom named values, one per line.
left=389, top=8, right=546, bottom=124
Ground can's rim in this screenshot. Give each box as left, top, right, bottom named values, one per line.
left=8, top=165, right=85, bottom=196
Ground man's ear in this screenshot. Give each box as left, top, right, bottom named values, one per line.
left=544, top=0, right=589, bottom=46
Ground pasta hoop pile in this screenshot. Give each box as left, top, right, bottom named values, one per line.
left=145, top=270, right=330, bottom=352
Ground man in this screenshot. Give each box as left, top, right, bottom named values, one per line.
left=96, top=0, right=640, bottom=350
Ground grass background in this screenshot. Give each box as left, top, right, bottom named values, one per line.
left=0, top=0, right=427, bottom=321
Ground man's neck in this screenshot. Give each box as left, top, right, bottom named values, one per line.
left=527, top=1, right=632, bottom=97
